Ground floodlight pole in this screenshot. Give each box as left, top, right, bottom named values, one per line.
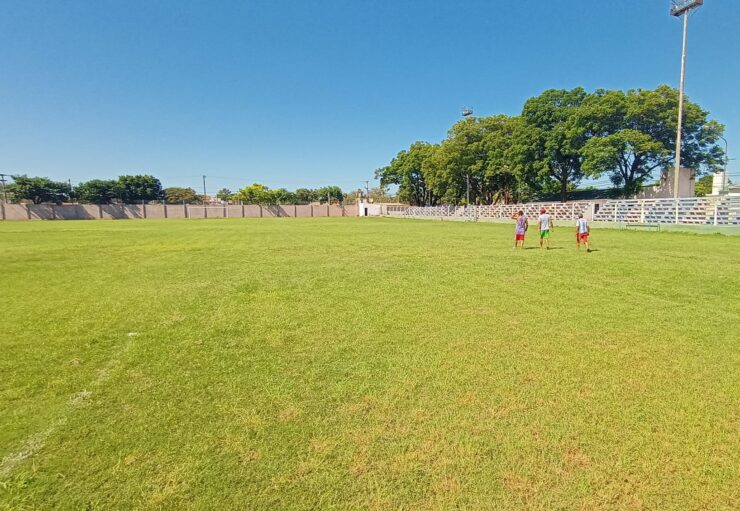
left=673, top=11, right=689, bottom=198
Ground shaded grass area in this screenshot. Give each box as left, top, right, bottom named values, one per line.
left=1, top=218, right=738, bottom=510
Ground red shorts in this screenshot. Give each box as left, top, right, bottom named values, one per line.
left=578, top=233, right=589, bottom=241
left=516, top=234, right=525, bottom=241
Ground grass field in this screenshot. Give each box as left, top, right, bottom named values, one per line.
left=1, top=217, right=738, bottom=510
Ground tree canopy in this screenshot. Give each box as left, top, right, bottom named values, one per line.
left=74, top=179, right=120, bottom=204
left=117, top=175, right=163, bottom=202
left=375, top=85, right=725, bottom=204
left=164, top=187, right=202, bottom=204
left=580, top=86, right=724, bottom=197
left=234, top=184, right=344, bottom=205
left=9, top=175, right=70, bottom=204
left=5, top=174, right=348, bottom=205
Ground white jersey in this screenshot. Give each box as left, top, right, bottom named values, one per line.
left=576, top=218, right=589, bottom=234
left=538, top=213, right=552, bottom=231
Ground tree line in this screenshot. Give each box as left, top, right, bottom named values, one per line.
left=5, top=175, right=163, bottom=205
left=375, top=85, right=726, bottom=205
left=3, top=175, right=347, bottom=205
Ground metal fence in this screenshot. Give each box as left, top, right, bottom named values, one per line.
left=592, top=196, right=740, bottom=225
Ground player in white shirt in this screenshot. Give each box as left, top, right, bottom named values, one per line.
left=537, top=208, right=553, bottom=249
left=575, top=213, right=590, bottom=251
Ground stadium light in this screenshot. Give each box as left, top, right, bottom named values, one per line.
left=671, top=0, right=704, bottom=198
left=671, top=0, right=703, bottom=16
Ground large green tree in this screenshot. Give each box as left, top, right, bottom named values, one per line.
left=270, top=188, right=297, bottom=204
left=294, top=188, right=317, bottom=204
left=117, top=175, right=163, bottom=202
left=164, top=187, right=201, bottom=204
left=9, top=175, right=70, bottom=204
left=694, top=174, right=714, bottom=197
left=375, top=142, right=439, bottom=206
left=580, top=86, right=725, bottom=196
left=74, top=179, right=120, bottom=204
left=315, top=186, right=344, bottom=204
left=439, top=115, right=538, bottom=204
left=234, top=183, right=273, bottom=204
left=521, top=87, right=589, bottom=202
left=216, top=188, right=234, bottom=201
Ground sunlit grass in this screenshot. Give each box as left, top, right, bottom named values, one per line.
left=1, top=218, right=738, bottom=510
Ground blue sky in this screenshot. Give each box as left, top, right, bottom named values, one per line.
left=1, top=0, right=738, bottom=194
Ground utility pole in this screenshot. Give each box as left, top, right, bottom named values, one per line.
left=671, top=0, right=703, bottom=198
left=0, top=174, right=8, bottom=203
left=202, top=175, right=207, bottom=202
left=68, top=179, right=73, bottom=201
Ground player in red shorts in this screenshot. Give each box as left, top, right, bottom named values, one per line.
left=512, top=210, right=528, bottom=249
left=575, top=213, right=590, bottom=251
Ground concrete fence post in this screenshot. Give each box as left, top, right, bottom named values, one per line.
left=259, top=205, right=263, bottom=218
left=98, top=204, right=103, bottom=219
left=143, top=203, right=147, bottom=219
left=310, top=205, right=314, bottom=217
left=26, top=204, right=31, bottom=220
left=185, top=203, right=189, bottom=218
left=242, top=204, right=245, bottom=218
left=164, top=203, right=168, bottom=218
left=675, top=199, right=679, bottom=224
left=0, top=202, right=4, bottom=221
left=51, top=204, right=56, bottom=220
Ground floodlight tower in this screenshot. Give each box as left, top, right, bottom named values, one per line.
left=671, top=0, right=704, bottom=198
left=460, top=108, right=474, bottom=204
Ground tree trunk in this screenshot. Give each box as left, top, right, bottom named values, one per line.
left=560, top=178, right=568, bottom=203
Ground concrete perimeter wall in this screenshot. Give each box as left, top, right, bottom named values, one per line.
left=1, top=203, right=357, bottom=221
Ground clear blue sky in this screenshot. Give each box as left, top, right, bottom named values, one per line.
left=1, top=0, right=738, bottom=194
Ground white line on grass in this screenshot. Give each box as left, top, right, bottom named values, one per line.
left=0, top=333, right=138, bottom=478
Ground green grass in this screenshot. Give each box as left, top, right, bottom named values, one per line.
left=1, top=218, right=738, bottom=510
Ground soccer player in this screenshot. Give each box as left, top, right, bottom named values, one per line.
left=538, top=207, right=553, bottom=249
left=513, top=210, right=528, bottom=249
left=575, top=213, right=590, bottom=251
